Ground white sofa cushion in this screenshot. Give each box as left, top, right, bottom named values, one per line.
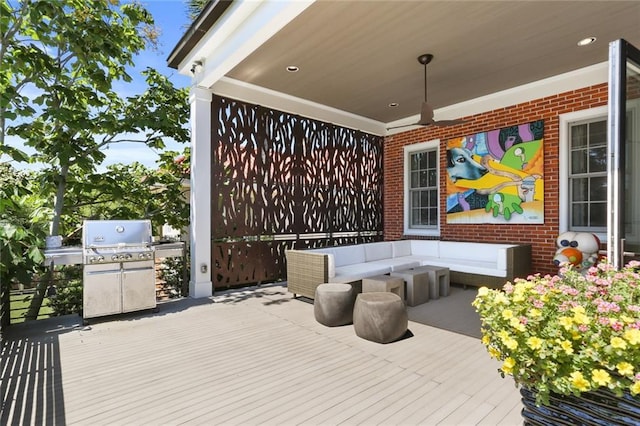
left=391, top=240, right=412, bottom=257
left=398, top=254, right=442, bottom=266
left=332, top=245, right=366, bottom=267
left=330, top=263, right=391, bottom=283
left=439, top=241, right=500, bottom=263
left=366, top=258, right=421, bottom=271
left=497, top=247, right=509, bottom=271
left=409, top=240, right=440, bottom=257
left=364, top=242, right=393, bottom=262
left=426, top=258, right=507, bottom=278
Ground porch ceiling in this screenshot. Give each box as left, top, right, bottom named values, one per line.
left=171, top=1, right=640, bottom=132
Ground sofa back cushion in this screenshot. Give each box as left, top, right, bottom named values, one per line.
left=439, top=241, right=501, bottom=263
left=332, top=245, right=366, bottom=267
left=391, top=240, right=412, bottom=258
left=409, top=240, right=440, bottom=257
left=364, top=242, right=393, bottom=262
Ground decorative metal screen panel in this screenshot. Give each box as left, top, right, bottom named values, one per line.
left=211, top=96, right=383, bottom=289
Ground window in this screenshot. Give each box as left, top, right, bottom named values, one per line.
left=559, top=107, right=607, bottom=239
left=404, top=140, right=439, bottom=236
left=568, top=119, right=607, bottom=232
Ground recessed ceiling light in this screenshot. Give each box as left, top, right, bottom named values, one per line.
left=388, top=102, right=399, bottom=107
left=577, top=37, right=596, bottom=47
left=286, top=65, right=299, bottom=72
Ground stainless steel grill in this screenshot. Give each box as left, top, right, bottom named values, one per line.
left=83, top=219, right=153, bottom=264
left=82, top=220, right=156, bottom=321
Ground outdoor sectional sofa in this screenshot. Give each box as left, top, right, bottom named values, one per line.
left=285, top=240, right=532, bottom=299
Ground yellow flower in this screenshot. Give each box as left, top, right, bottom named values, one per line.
left=509, top=317, right=525, bottom=332
left=570, top=372, right=590, bottom=392
left=559, top=316, right=573, bottom=330
left=592, top=369, right=611, bottom=386
left=513, top=290, right=526, bottom=303
left=504, top=337, right=518, bottom=350
left=502, top=309, right=514, bottom=320
left=624, top=328, right=640, bottom=345
left=488, top=347, right=501, bottom=359
left=621, top=314, right=634, bottom=324
left=482, top=335, right=490, bottom=345
left=502, top=357, right=516, bottom=374
left=632, top=381, right=640, bottom=396
left=527, top=337, right=543, bottom=350
left=529, top=308, right=541, bottom=318
left=494, top=293, right=509, bottom=305
left=560, top=340, right=574, bottom=355
left=617, top=362, right=634, bottom=376
left=610, top=337, right=627, bottom=350
left=571, top=305, right=586, bottom=315
left=572, top=312, right=590, bottom=325
left=477, top=287, right=489, bottom=297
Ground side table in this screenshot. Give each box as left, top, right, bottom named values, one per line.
left=412, top=265, right=450, bottom=299
left=362, top=275, right=405, bottom=301
left=389, top=269, right=429, bottom=306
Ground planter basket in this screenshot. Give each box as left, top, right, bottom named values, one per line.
left=521, top=387, right=640, bottom=426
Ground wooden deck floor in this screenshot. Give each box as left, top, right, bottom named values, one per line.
left=1, top=283, right=523, bottom=425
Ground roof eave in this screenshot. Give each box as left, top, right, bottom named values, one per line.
left=167, top=0, right=234, bottom=70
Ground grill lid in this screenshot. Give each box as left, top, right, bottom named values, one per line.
left=83, top=220, right=152, bottom=248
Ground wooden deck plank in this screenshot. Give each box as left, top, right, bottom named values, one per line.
left=2, top=283, right=524, bottom=425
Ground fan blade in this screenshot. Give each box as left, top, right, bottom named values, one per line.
left=387, top=102, right=466, bottom=130
left=387, top=123, right=419, bottom=130
left=432, top=118, right=467, bottom=126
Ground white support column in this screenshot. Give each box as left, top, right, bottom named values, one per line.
left=189, top=86, right=213, bottom=298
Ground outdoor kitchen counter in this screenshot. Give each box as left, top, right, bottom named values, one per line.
left=152, top=241, right=185, bottom=258
left=43, top=246, right=83, bottom=266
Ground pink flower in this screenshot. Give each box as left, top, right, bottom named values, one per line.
left=610, top=321, right=623, bottom=331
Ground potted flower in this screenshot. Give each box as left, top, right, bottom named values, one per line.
left=472, top=260, right=640, bottom=424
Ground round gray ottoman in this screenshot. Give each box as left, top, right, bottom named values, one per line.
left=353, top=292, right=408, bottom=343
left=314, top=283, right=356, bottom=327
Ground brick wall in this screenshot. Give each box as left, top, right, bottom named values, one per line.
left=383, top=83, right=608, bottom=276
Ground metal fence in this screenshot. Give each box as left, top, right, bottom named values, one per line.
left=211, top=96, right=384, bottom=289
left=5, top=259, right=187, bottom=326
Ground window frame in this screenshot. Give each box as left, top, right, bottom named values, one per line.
left=403, top=139, right=440, bottom=237
left=559, top=106, right=607, bottom=241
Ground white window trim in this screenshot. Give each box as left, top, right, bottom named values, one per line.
left=558, top=106, right=607, bottom=242
left=403, top=139, right=440, bottom=237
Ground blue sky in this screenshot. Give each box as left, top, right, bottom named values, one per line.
left=7, top=0, right=193, bottom=171
left=102, top=0, right=192, bottom=169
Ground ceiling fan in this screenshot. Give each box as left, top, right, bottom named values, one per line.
left=387, top=53, right=466, bottom=130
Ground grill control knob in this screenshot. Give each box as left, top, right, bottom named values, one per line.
left=124, top=253, right=132, bottom=260
left=112, top=255, right=118, bottom=261
left=97, top=256, right=104, bottom=262
left=138, top=253, right=145, bottom=259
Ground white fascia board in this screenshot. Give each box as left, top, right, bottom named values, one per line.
left=177, top=0, right=314, bottom=88
left=213, top=77, right=388, bottom=135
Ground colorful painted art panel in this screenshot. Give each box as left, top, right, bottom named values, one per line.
left=446, top=120, right=544, bottom=224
